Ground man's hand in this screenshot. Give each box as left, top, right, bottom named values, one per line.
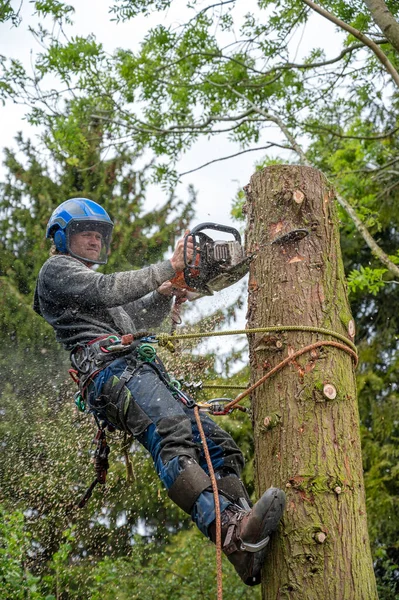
left=157, top=281, right=189, bottom=300
left=170, top=231, right=194, bottom=272
left=157, top=282, right=200, bottom=302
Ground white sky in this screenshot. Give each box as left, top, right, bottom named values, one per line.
left=0, top=0, right=342, bottom=226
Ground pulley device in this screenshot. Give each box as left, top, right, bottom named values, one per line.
left=170, top=223, right=250, bottom=296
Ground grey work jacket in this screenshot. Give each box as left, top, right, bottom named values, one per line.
left=33, top=255, right=176, bottom=350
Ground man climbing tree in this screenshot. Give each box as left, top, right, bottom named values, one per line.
left=33, top=196, right=286, bottom=586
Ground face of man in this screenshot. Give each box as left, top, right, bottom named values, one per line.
left=69, top=230, right=103, bottom=263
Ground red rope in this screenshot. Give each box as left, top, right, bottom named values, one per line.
left=193, top=405, right=223, bottom=600
left=223, top=340, right=357, bottom=413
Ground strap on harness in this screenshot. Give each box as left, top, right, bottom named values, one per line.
left=106, top=362, right=139, bottom=407
left=77, top=424, right=110, bottom=509
left=75, top=360, right=139, bottom=509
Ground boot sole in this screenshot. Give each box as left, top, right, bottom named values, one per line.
left=242, top=488, right=286, bottom=586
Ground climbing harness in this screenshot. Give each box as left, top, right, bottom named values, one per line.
left=69, top=332, right=198, bottom=507
left=69, top=332, right=155, bottom=393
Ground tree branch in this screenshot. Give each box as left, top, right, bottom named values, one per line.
left=92, top=108, right=260, bottom=136
left=179, top=143, right=291, bottom=176
left=335, top=191, right=399, bottom=278
left=146, top=39, right=385, bottom=88
left=269, top=42, right=373, bottom=72
left=180, top=0, right=237, bottom=29
left=301, top=0, right=399, bottom=88
left=305, top=123, right=399, bottom=141
left=224, top=84, right=310, bottom=164
left=363, top=0, right=399, bottom=53
left=225, top=83, right=399, bottom=279
left=153, top=51, right=267, bottom=76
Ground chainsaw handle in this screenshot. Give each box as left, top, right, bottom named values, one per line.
left=183, top=232, right=199, bottom=270
left=184, top=222, right=242, bottom=269
left=189, top=222, right=242, bottom=243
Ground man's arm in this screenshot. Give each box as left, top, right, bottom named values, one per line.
left=123, top=290, right=173, bottom=330
left=36, top=233, right=194, bottom=310
left=38, top=255, right=176, bottom=309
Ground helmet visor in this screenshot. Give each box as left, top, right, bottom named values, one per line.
left=66, top=220, right=113, bottom=264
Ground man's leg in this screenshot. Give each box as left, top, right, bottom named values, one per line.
left=89, top=357, right=285, bottom=586
left=89, top=358, right=229, bottom=520
left=179, top=406, right=252, bottom=533
left=182, top=405, right=286, bottom=587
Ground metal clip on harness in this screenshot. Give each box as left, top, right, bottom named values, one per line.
left=198, top=398, right=237, bottom=416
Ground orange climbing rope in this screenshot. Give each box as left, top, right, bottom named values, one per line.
left=194, top=405, right=223, bottom=600
left=200, top=340, right=357, bottom=414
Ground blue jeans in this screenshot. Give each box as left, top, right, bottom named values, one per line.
left=87, top=356, right=244, bottom=536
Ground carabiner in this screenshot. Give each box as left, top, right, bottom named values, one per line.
left=198, top=398, right=234, bottom=416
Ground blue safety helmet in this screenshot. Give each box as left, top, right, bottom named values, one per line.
left=46, top=198, right=114, bottom=264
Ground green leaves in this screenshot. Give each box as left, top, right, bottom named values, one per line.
left=0, top=89, right=198, bottom=595
left=0, top=1, right=22, bottom=26
left=0, top=506, right=43, bottom=600
left=34, top=1, right=75, bottom=24
left=347, top=265, right=388, bottom=295
left=1, top=0, right=399, bottom=595
left=110, top=0, right=174, bottom=21
left=36, top=36, right=104, bottom=80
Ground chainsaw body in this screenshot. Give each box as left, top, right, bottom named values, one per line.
left=172, top=223, right=250, bottom=296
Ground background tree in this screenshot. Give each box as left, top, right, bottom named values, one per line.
left=2, top=1, right=398, bottom=273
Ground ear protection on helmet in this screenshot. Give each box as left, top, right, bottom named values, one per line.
left=53, top=230, right=67, bottom=253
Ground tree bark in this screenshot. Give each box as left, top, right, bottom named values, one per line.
left=244, top=165, right=378, bottom=599
left=364, top=0, right=399, bottom=54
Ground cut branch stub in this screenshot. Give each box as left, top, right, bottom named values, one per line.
left=254, top=333, right=284, bottom=352
left=293, top=189, right=305, bottom=204
left=315, top=532, right=327, bottom=544
left=262, top=413, right=282, bottom=430
left=348, top=319, right=356, bottom=338
left=323, top=384, right=337, bottom=400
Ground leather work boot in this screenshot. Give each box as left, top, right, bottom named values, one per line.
left=209, top=487, right=286, bottom=586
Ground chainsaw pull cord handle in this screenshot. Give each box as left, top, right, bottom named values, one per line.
left=189, top=222, right=242, bottom=242
left=183, top=223, right=242, bottom=269
left=170, top=296, right=184, bottom=335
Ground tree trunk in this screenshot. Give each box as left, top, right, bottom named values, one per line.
left=244, top=165, right=378, bottom=599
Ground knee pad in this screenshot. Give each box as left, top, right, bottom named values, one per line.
left=168, top=457, right=211, bottom=514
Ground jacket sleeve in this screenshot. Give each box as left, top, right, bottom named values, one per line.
left=123, top=291, right=173, bottom=330
left=39, top=255, right=176, bottom=309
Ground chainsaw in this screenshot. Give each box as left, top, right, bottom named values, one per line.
left=170, top=223, right=250, bottom=296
